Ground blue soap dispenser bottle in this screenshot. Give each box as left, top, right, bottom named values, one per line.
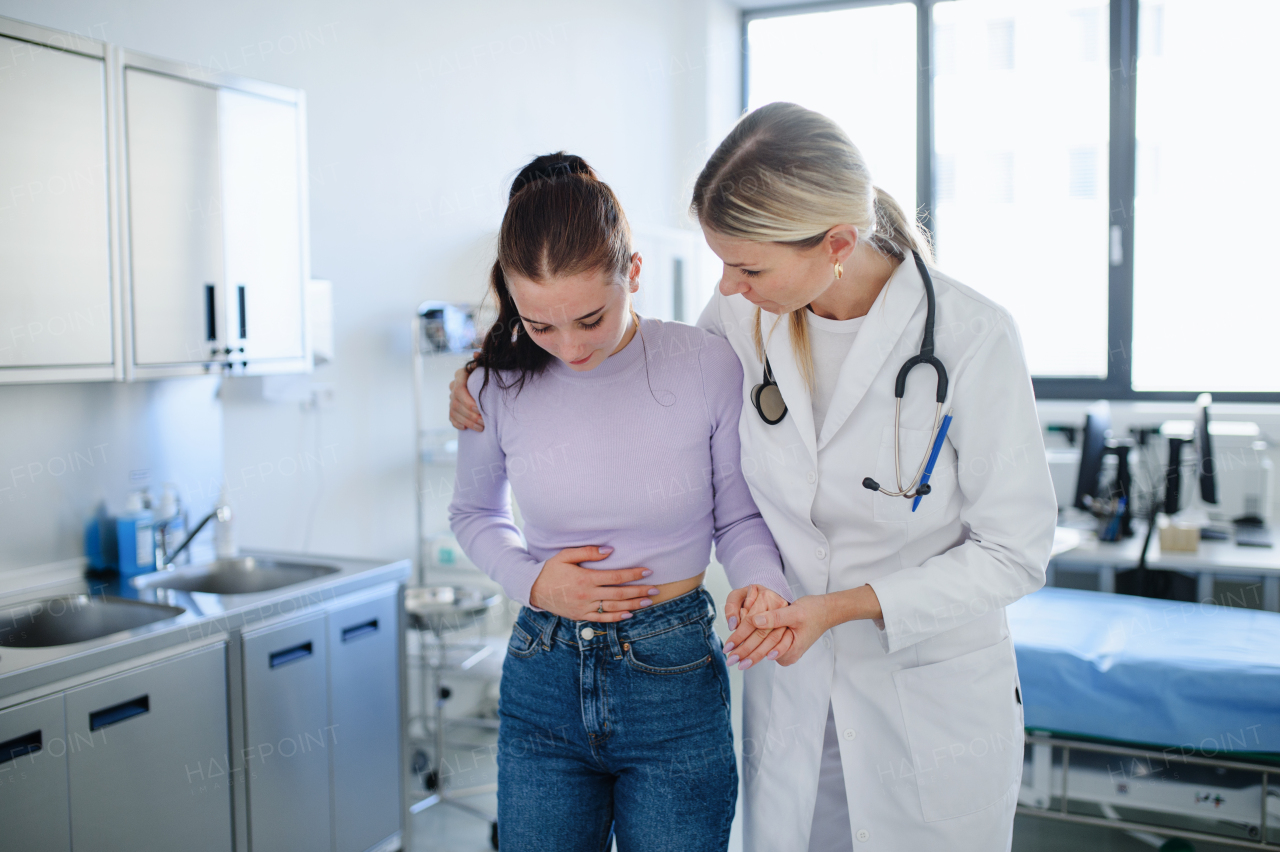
left=116, top=490, right=156, bottom=578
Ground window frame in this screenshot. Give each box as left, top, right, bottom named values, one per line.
left=741, top=0, right=1280, bottom=403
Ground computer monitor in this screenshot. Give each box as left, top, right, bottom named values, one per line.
left=1196, top=392, right=1217, bottom=505
left=1163, top=437, right=1189, bottom=515
left=1073, top=400, right=1111, bottom=512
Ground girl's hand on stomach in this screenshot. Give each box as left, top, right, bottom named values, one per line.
left=743, top=594, right=836, bottom=666
left=449, top=364, right=485, bottom=432
left=529, top=546, right=659, bottom=623
left=722, top=585, right=795, bottom=671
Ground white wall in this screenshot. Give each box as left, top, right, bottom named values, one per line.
left=0, top=0, right=744, bottom=567
left=0, top=378, right=224, bottom=572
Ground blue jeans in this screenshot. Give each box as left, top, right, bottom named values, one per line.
left=496, top=587, right=737, bottom=852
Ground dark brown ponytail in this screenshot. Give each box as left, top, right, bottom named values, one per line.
left=471, top=152, right=633, bottom=399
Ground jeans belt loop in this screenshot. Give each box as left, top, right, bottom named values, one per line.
left=606, top=623, right=624, bottom=659
left=538, top=611, right=557, bottom=650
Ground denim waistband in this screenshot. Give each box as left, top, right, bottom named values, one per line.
left=519, top=586, right=716, bottom=650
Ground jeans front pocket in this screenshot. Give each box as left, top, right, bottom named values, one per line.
left=506, top=620, right=539, bottom=659
left=623, top=619, right=715, bottom=675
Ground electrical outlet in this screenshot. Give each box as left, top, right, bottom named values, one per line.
left=304, top=383, right=336, bottom=410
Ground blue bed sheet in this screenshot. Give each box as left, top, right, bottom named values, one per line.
left=1008, top=587, right=1280, bottom=754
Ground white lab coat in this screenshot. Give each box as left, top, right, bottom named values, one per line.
left=698, top=255, right=1057, bottom=851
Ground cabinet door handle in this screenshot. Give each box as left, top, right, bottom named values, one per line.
left=237, top=284, right=247, bottom=339
left=269, top=641, right=312, bottom=668
left=89, top=695, right=150, bottom=731
left=341, top=619, right=378, bottom=643
left=0, top=730, right=42, bottom=764
left=205, top=284, right=217, bottom=341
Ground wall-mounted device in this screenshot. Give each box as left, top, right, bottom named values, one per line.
left=416, top=302, right=476, bottom=355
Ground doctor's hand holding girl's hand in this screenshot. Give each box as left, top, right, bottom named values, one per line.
left=529, top=546, right=660, bottom=623
left=745, top=586, right=884, bottom=666
left=722, top=585, right=795, bottom=671
left=449, top=365, right=485, bottom=432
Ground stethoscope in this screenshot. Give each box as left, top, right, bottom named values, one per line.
left=751, top=250, right=954, bottom=511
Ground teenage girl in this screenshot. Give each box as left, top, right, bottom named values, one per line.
left=448, top=153, right=795, bottom=852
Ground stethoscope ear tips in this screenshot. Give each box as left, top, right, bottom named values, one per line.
left=915, top=483, right=932, bottom=496
left=862, top=477, right=880, bottom=491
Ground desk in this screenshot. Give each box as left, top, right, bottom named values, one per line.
left=1050, top=523, right=1280, bottom=611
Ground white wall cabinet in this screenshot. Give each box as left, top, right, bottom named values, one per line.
left=219, top=88, right=306, bottom=364
left=123, top=68, right=225, bottom=368
left=0, top=21, right=121, bottom=383
left=122, top=50, right=310, bottom=379
left=0, top=15, right=311, bottom=385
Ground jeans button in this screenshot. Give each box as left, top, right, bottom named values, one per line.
left=579, top=626, right=594, bottom=641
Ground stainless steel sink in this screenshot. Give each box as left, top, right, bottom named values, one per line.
left=0, top=596, right=185, bottom=648
left=132, top=556, right=340, bottom=595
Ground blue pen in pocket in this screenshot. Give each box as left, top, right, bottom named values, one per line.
left=912, top=411, right=954, bottom=512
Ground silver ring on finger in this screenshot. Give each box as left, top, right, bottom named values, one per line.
left=597, top=602, right=604, bottom=614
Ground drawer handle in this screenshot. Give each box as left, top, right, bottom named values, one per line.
left=90, top=695, right=150, bottom=731
left=237, top=284, right=247, bottom=339
left=205, top=283, right=217, bottom=341
left=269, top=641, right=313, bottom=668
left=341, top=619, right=378, bottom=643
left=0, top=730, right=41, bottom=764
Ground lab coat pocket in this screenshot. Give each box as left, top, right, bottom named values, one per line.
left=891, top=636, right=1022, bottom=822
left=872, top=425, right=956, bottom=524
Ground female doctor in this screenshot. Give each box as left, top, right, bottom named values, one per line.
left=450, top=102, right=1058, bottom=852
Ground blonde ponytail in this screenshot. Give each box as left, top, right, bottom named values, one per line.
left=872, top=186, right=933, bottom=265
left=691, top=103, right=934, bottom=387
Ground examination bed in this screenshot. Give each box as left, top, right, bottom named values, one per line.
left=1008, top=587, right=1280, bottom=848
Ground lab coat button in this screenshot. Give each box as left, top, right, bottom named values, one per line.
left=856, top=829, right=870, bottom=842
left=579, top=627, right=594, bottom=641
left=815, top=547, right=826, bottom=559
left=843, top=728, right=856, bottom=740
left=822, top=634, right=831, bottom=649
left=807, top=471, right=816, bottom=483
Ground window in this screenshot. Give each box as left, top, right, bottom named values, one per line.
left=932, top=0, right=1109, bottom=379
left=936, top=154, right=956, bottom=202
left=744, top=3, right=918, bottom=211
left=743, top=0, right=1279, bottom=400
left=1071, top=7, right=1103, bottom=62
left=986, top=19, right=1015, bottom=70
left=1130, top=0, right=1280, bottom=393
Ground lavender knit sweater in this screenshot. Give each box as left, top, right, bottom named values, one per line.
left=449, top=317, right=792, bottom=607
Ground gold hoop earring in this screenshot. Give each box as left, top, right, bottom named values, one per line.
left=834, top=262, right=844, bottom=280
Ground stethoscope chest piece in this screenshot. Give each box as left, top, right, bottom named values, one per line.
left=750, top=358, right=787, bottom=425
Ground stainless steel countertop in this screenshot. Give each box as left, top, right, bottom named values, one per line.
left=0, top=550, right=411, bottom=704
